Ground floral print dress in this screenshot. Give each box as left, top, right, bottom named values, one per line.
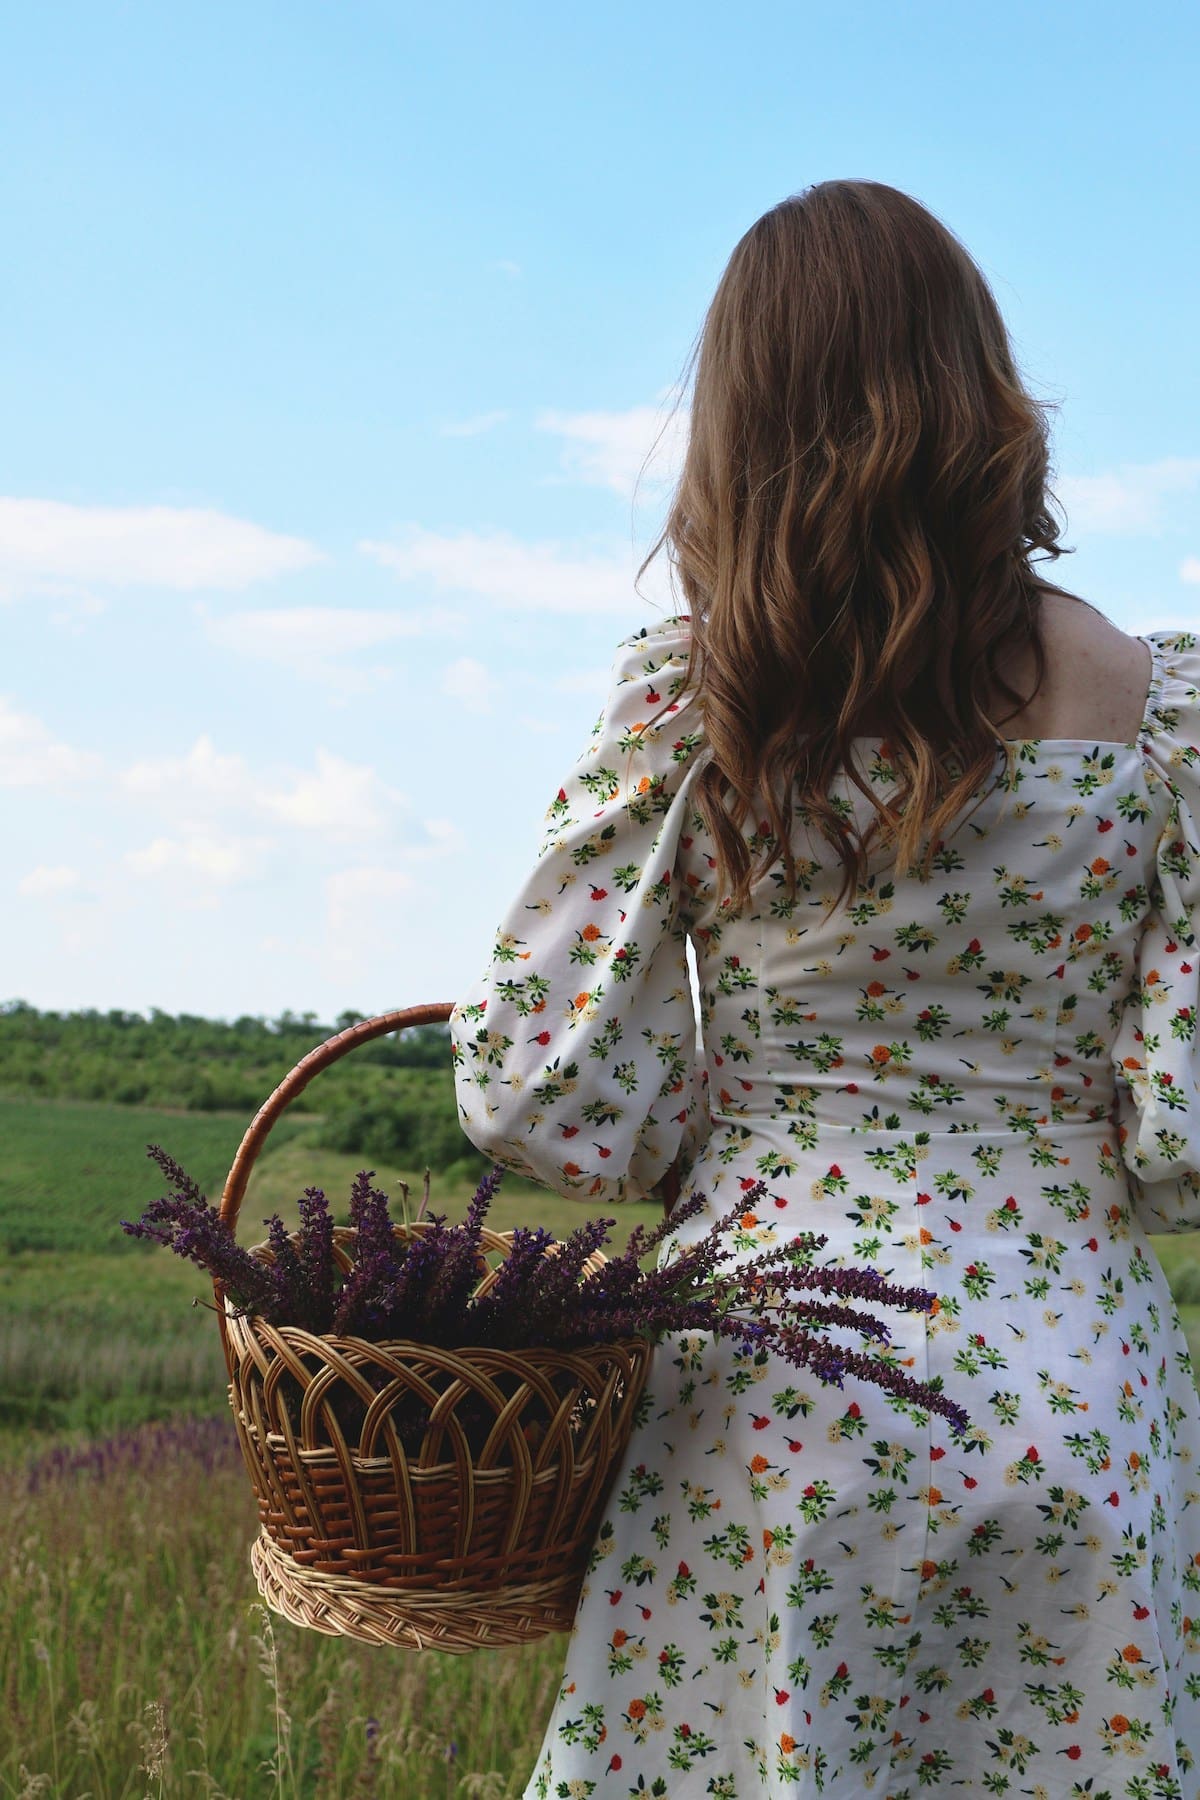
left=449, top=615, right=1200, bottom=1799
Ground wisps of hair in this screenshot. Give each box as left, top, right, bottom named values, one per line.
left=632, top=179, right=1079, bottom=914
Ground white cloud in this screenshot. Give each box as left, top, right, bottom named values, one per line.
left=441, top=656, right=501, bottom=713
left=0, top=697, right=103, bottom=788
left=322, top=832, right=464, bottom=969
left=18, top=864, right=81, bottom=898
left=1054, top=458, right=1200, bottom=535
left=124, top=830, right=272, bottom=886
left=492, top=260, right=521, bottom=279
left=535, top=401, right=690, bottom=499
left=201, top=603, right=465, bottom=694
left=258, top=750, right=408, bottom=840
left=361, top=525, right=649, bottom=617
left=122, top=734, right=250, bottom=804
left=0, top=498, right=324, bottom=600
left=1182, top=558, right=1200, bottom=585
left=118, top=733, right=409, bottom=845
left=439, top=411, right=509, bottom=438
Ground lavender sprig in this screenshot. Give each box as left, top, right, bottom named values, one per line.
left=296, top=1184, right=336, bottom=1331
left=331, top=1170, right=403, bottom=1334
left=123, top=1158, right=973, bottom=1438
left=121, top=1145, right=277, bottom=1315
left=265, top=1211, right=323, bottom=1328
left=417, top=1164, right=503, bottom=1336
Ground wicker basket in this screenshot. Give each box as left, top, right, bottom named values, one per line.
left=215, top=1002, right=655, bottom=1653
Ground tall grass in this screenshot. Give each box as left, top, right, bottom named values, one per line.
left=2, top=1416, right=563, bottom=1798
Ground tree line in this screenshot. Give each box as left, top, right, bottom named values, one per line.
left=0, top=1000, right=487, bottom=1177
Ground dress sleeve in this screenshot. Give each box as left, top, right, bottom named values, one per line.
left=1111, top=631, right=1200, bottom=1231
left=448, top=615, right=712, bottom=1204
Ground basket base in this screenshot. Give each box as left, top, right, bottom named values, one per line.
left=250, top=1531, right=582, bottom=1653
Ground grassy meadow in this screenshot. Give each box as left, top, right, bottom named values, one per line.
left=4, top=1086, right=1200, bottom=1796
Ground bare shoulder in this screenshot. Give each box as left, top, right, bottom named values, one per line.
left=1009, top=592, right=1153, bottom=742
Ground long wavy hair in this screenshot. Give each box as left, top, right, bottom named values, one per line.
left=634, top=179, right=1081, bottom=914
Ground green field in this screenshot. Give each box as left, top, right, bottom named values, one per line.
left=5, top=1091, right=1200, bottom=1796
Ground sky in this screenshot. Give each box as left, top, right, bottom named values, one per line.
left=3, top=0, right=1198, bottom=1027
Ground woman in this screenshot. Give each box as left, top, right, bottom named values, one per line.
left=449, top=180, right=1200, bottom=1799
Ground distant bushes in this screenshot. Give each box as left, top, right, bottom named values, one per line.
left=0, top=1001, right=454, bottom=1113
left=0, top=1001, right=488, bottom=1175
left=315, top=1068, right=489, bottom=1178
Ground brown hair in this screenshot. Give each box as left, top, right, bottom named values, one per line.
left=634, top=179, right=1079, bottom=914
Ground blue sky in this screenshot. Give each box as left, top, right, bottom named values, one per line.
left=3, top=0, right=1198, bottom=1025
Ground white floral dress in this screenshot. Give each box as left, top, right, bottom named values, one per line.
left=450, top=615, right=1200, bottom=1799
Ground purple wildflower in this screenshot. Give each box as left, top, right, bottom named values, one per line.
left=415, top=1164, right=503, bottom=1337
left=121, top=1144, right=277, bottom=1315
left=331, top=1170, right=403, bottom=1335
left=296, top=1184, right=336, bottom=1330
left=265, top=1213, right=310, bottom=1325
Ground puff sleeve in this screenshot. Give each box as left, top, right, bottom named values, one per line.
left=1111, top=631, right=1200, bottom=1231
left=449, top=615, right=712, bottom=1204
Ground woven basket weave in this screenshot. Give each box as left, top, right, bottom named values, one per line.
left=215, top=1002, right=655, bottom=1653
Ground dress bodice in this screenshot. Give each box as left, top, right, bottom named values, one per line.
left=451, top=616, right=1200, bottom=1233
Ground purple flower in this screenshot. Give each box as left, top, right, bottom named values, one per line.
left=296, top=1184, right=336, bottom=1329
left=121, top=1145, right=277, bottom=1315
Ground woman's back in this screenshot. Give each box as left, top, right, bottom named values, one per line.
left=452, top=608, right=1200, bottom=1798
left=679, top=596, right=1168, bottom=1147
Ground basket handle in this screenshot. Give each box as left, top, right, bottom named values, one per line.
left=219, top=1003, right=455, bottom=1237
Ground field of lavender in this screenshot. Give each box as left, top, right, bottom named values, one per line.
left=4, top=1093, right=1200, bottom=1796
